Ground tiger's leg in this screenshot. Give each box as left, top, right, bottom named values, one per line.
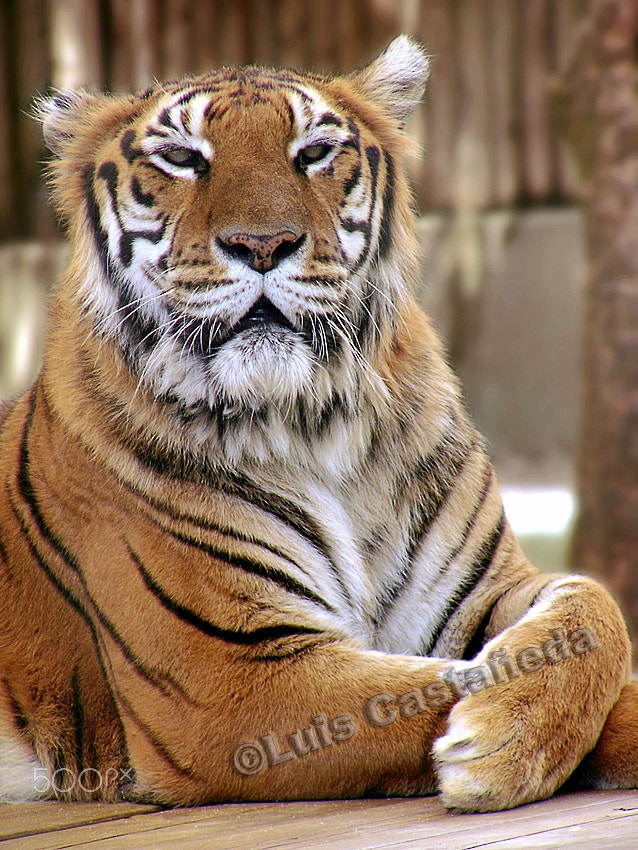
left=111, top=642, right=458, bottom=806
left=571, top=681, right=638, bottom=790
left=433, top=573, right=633, bottom=812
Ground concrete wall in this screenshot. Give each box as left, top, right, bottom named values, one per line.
left=416, top=208, right=585, bottom=471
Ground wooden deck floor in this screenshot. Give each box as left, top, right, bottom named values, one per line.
left=1, top=790, right=637, bottom=849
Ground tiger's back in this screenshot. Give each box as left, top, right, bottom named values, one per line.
left=1, top=37, right=637, bottom=809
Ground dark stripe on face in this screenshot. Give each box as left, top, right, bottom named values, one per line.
left=131, top=177, right=155, bottom=207
left=128, top=544, right=327, bottom=646
left=420, top=513, right=506, bottom=656
left=120, top=130, right=142, bottom=164
left=84, top=164, right=117, bottom=280
left=340, top=217, right=368, bottom=234
left=317, top=112, right=342, bottom=128
left=378, top=152, right=395, bottom=259
left=343, top=164, right=361, bottom=199
left=348, top=145, right=381, bottom=278
left=347, top=120, right=360, bottom=152
left=96, top=161, right=167, bottom=268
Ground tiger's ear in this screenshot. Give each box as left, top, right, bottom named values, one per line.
left=34, top=90, right=109, bottom=157
left=352, top=35, right=430, bottom=127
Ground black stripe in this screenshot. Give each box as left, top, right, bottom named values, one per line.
left=340, top=217, right=368, bottom=233
left=317, top=112, right=342, bottom=128
left=15, top=388, right=190, bottom=701
left=348, top=145, right=381, bottom=279
left=128, top=544, right=327, bottom=647
left=4, top=678, right=29, bottom=733
left=71, top=665, right=85, bottom=770
left=157, top=106, right=174, bottom=129
left=116, top=688, right=194, bottom=782
left=405, top=432, right=478, bottom=562
left=96, top=160, right=167, bottom=268
left=0, top=528, right=9, bottom=566
left=461, top=599, right=500, bottom=661
left=158, top=524, right=335, bottom=612
left=372, top=432, right=476, bottom=627
left=420, top=512, right=506, bottom=656
left=120, top=130, right=142, bottom=164
left=84, top=164, right=115, bottom=280
left=214, top=471, right=354, bottom=607
left=343, top=164, right=361, bottom=199
left=17, top=390, right=81, bottom=578
left=84, top=163, right=159, bottom=358
left=347, top=120, right=360, bottom=152
left=124, top=479, right=317, bottom=585
left=114, top=427, right=353, bottom=606
left=432, top=464, right=495, bottom=579
left=378, top=151, right=395, bottom=259
left=131, top=177, right=154, bottom=207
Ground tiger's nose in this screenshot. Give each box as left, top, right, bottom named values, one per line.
left=217, top=230, right=305, bottom=273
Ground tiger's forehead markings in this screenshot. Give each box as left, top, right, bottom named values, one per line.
left=147, top=68, right=343, bottom=140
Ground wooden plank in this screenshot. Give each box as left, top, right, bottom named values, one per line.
left=0, top=0, right=14, bottom=239
left=553, top=0, right=586, bottom=200
left=163, top=0, right=193, bottom=80
left=489, top=0, right=520, bottom=205
left=49, top=0, right=103, bottom=89
left=15, top=0, right=55, bottom=239
left=521, top=0, right=554, bottom=199
left=3, top=792, right=637, bottom=850
left=454, top=0, right=491, bottom=210
left=0, top=801, right=159, bottom=841
left=417, top=0, right=456, bottom=209
left=130, top=0, right=161, bottom=90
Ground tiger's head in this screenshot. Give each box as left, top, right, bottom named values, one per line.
left=40, top=37, right=429, bottom=436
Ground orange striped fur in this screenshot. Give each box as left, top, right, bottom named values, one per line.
left=0, top=37, right=636, bottom=810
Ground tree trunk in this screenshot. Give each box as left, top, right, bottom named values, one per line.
left=558, top=0, right=638, bottom=656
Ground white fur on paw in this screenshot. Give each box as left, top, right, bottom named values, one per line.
left=433, top=711, right=519, bottom=811
left=433, top=721, right=480, bottom=762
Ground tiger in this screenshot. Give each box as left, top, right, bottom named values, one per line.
left=0, top=35, right=637, bottom=812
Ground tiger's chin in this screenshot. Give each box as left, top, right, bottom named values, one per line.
left=208, top=327, right=316, bottom=411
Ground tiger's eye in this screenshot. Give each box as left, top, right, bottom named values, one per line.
left=160, top=147, right=209, bottom=174
left=296, top=143, right=333, bottom=169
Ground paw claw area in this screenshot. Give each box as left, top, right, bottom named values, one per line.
left=433, top=702, right=528, bottom=812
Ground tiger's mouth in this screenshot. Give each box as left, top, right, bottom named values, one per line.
left=231, top=296, right=295, bottom=337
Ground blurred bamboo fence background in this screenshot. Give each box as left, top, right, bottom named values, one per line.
left=0, top=0, right=586, bottom=242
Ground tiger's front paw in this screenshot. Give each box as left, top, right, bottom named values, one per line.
left=432, top=665, right=555, bottom=812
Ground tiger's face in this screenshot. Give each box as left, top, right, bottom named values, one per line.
left=41, top=38, right=428, bottom=423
